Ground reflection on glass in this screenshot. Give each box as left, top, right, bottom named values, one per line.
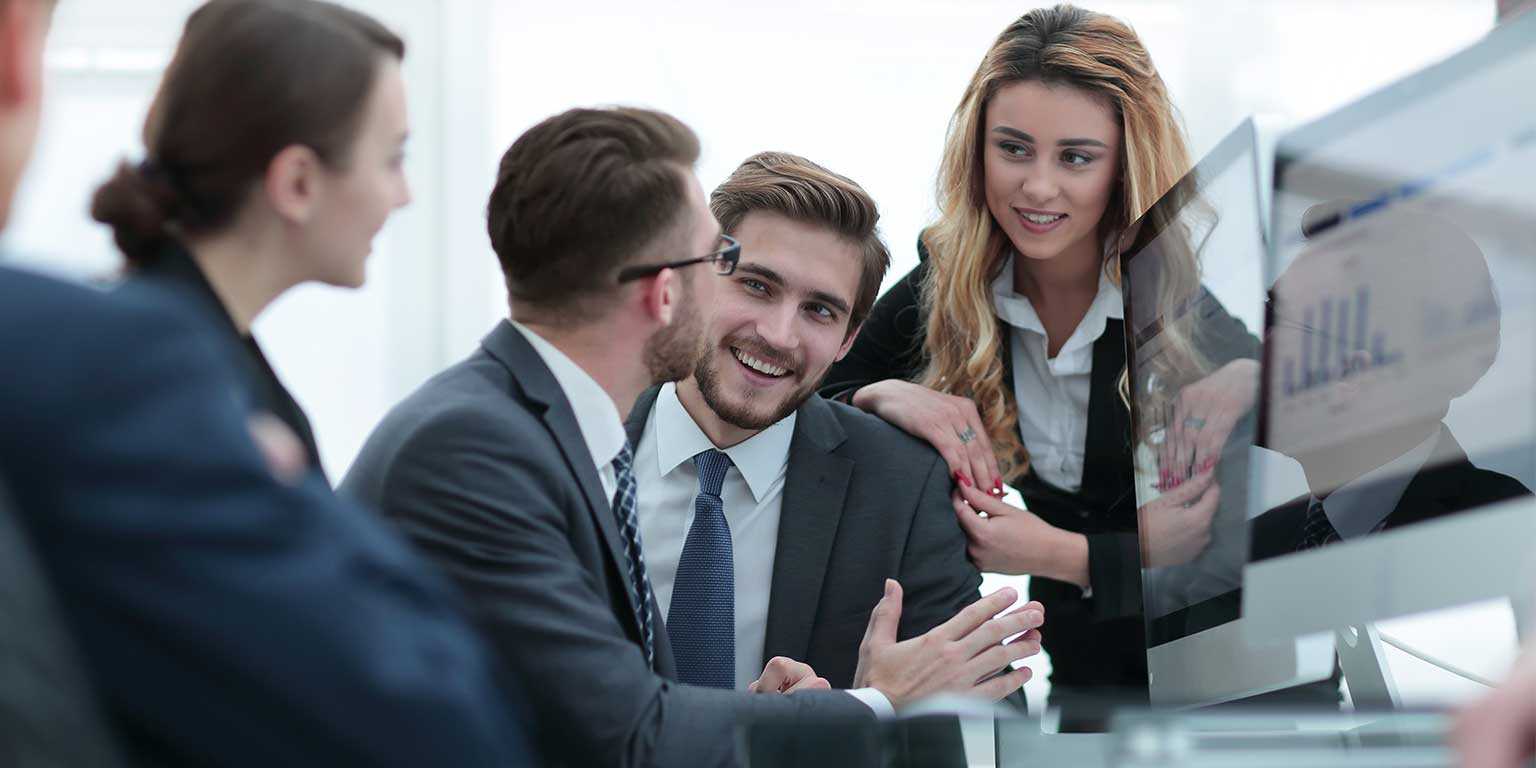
left=1253, top=202, right=1532, bottom=560
left=1123, top=123, right=1265, bottom=635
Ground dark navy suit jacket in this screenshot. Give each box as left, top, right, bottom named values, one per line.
left=0, top=265, right=531, bottom=766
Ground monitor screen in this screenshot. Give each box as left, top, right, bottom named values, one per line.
left=1121, top=120, right=1274, bottom=648
left=1255, top=13, right=1536, bottom=565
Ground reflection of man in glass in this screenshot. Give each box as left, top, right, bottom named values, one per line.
left=1252, top=203, right=1530, bottom=559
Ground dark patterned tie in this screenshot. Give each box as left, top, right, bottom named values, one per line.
left=667, top=449, right=736, bottom=689
left=1299, top=498, right=1342, bottom=550
left=610, top=441, right=655, bottom=667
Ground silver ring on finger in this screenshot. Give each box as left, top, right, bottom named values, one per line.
left=1183, top=416, right=1206, bottom=430
left=957, top=426, right=977, bottom=445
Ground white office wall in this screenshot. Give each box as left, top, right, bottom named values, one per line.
left=3, top=0, right=1493, bottom=479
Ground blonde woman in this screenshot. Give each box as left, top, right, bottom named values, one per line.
left=822, top=4, right=1259, bottom=718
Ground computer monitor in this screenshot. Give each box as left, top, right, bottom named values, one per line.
left=1243, top=10, right=1536, bottom=683
left=1121, top=119, right=1335, bottom=707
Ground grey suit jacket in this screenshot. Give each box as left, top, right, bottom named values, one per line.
left=342, top=321, right=873, bottom=768
left=625, top=386, right=985, bottom=688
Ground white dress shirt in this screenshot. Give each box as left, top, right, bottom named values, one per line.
left=991, top=253, right=1124, bottom=492
left=510, top=321, right=627, bottom=500
left=1311, top=427, right=1441, bottom=539
left=634, top=382, right=794, bottom=690
left=634, top=383, right=893, bottom=716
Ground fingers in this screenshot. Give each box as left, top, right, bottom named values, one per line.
left=952, top=491, right=988, bottom=539
left=1193, top=408, right=1241, bottom=474
left=859, top=579, right=903, bottom=653
left=955, top=481, right=1016, bottom=517
left=954, top=400, right=1002, bottom=494
left=754, top=656, right=821, bottom=694
left=784, top=675, right=831, bottom=694
left=933, top=585, right=1018, bottom=642
left=967, top=630, right=1044, bottom=681
left=958, top=604, right=1044, bottom=658
left=1154, top=465, right=1215, bottom=509
left=1186, top=483, right=1221, bottom=527
left=974, top=665, right=1033, bottom=701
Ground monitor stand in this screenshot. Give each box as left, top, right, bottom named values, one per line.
left=1336, top=624, right=1401, bottom=710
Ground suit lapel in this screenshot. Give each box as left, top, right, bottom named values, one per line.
left=1384, top=429, right=1465, bottom=530
left=762, top=396, right=853, bottom=667
left=480, top=322, right=650, bottom=652
left=1080, top=319, right=1134, bottom=517
left=621, top=386, right=676, bottom=676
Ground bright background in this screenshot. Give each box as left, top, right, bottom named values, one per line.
left=3, top=0, right=1516, bottom=740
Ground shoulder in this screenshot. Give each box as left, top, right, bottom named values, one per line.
left=367, top=354, right=546, bottom=464
left=823, top=397, right=945, bottom=478
left=1, top=265, right=205, bottom=345
left=1450, top=463, right=1532, bottom=507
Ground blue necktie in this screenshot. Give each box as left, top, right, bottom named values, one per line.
left=610, top=442, right=655, bottom=667
left=1299, top=498, right=1341, bottom=551
left=668, top=449, right=735, bottom=689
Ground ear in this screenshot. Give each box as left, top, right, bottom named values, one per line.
left=640, top=267, right=678, bottom=326
left=0, top=1, right=43, bottom=110
left=263, top=144, right=325, bottom=224
left=834, top=321, right=864, bottom=362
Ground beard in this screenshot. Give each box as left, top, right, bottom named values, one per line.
left=693, top=333, right=818, bottom=431
left=643, top=290, right=707, bottom=385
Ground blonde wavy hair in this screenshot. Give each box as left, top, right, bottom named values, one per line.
left=919, top=4, right=1195, bottom=480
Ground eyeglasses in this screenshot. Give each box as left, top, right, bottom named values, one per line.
left=616, top=234, right=741, bottom=284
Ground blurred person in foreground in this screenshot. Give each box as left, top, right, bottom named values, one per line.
left=0, top=0, right=532, bottom=764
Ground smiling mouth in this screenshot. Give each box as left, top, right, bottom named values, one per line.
left=731, top=346, right=792, bottom=379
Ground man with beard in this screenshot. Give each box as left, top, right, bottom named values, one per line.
left=342, top=113, right=1042, bottom=768
left=625, top=152, right=1037, bottom=706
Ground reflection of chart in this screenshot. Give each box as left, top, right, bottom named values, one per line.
left=1279, top=286, right=1402, bottom=397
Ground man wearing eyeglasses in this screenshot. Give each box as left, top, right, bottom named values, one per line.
left=342, top=108, right=1039, bottom=768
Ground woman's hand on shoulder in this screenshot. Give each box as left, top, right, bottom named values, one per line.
left=852, top=379, right=1004, bottom=494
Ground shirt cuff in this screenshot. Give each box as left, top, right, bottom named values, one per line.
left=845, top=687, right=895, bottom=719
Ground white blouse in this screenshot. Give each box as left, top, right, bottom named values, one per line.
left=990, top=255, right=1123, bottom=492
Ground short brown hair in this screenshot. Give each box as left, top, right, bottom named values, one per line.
left=486, top=107, right=701, bottom=319
left=709, top=151, right=889, bottom=330
left=91, top=0, right=404, bottom=264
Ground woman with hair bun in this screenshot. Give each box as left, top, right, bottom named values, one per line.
left=95, top=0, right=411, bottom=482
left=823, top=4, right=1259, bottom=722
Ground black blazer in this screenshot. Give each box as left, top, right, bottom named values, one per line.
left=342, top=320, right=874, bottom=768
left=626, top=386, right=985, bottom=689
left=1250, top=426, right=1532, bottom=561
left=0, top=266, right=530, bottom=766
left=116, top=242, right=326, bottom=481
left=822, top=243, right=1257, bottom=692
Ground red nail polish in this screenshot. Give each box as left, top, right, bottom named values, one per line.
left=993, top=478, right=1003, bottom=493
left=960, top=473, right=973, bottom=488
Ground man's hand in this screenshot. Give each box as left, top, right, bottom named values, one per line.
left=749, top=656, right=830, bottom=694
left=247, top=413, right=307, bottom=484
left=852, top=580, right=1043, bottom=709
left=1454, top=640, right=1536, bottom=768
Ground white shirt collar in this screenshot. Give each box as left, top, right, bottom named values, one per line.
left=990, top=251, right=1123, bottom=373
left=510, top=320, right=628, bottom=470
left=1313, top=427, right=1443, bottom=539
left=653, top=382, right=796, bottom=503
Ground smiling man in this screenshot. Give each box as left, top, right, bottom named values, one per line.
left=625, top=152, right=1040, bottom=715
